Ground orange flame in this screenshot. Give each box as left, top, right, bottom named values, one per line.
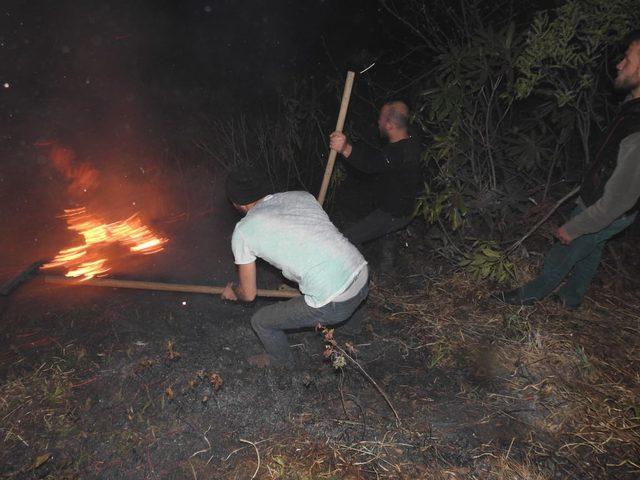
left=42, top=207, right=168, bottom=280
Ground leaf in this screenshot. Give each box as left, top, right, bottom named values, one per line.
left=165, top=340, right=181, bottom=360
left=323, top=328, right=335, bottom=341
left=332, top=355, right=346, bottom=370
left=480, top=247, right=501, bottom=258
left=33, top=453, right=52, bottom=470
left=165, top=386, right=174, bottom=400
left=207, top=372, right=224, bottom=391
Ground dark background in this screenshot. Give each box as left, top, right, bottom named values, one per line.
left=0, top=0, right=401, bottom=285
left=0, top=0, right=398, bottom=137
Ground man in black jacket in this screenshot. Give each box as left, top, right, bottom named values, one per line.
left=329, top=101, right=422, bottom=248
left=501, top=31, right=640, bottom=309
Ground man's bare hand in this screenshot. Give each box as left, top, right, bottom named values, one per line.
left=329, top=132, right=352, bottom=157
left=554, top=226, right=573, bottom=245
left=221, top=282, right=238, bottom=301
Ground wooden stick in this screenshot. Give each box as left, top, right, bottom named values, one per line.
left=507, top=185, right=580, bottom=255
left=317, top=71, right=355, bottom=206
left=1, top=260, right=45, bottom=296
left=43, top=275, right=300, bottom=299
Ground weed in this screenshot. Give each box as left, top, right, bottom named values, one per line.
left=427, top=343, right=448, bottom=370
left=502, top=312, right=531, bottom=342
left=460, top=241, right=516, bottom=283
left=575, top=344, right=594, bottom=378
left=44, top=382, right=68, bottom=405
left=165, top=339, right=181, bottom=361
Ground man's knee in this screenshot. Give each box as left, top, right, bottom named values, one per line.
left=250, top=311, right=266, bottom=333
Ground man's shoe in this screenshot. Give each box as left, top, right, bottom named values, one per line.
left=549, top=294, right=579, bottom=311
left=494, top=289, right=537, bottom=306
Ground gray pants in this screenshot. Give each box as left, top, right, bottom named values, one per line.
left=250, top=282, right=369, bottom=368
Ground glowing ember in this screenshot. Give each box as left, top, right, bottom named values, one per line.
left=42, top=207, right=168, bottom=280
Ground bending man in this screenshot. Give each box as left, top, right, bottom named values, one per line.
left=221, top=170, right=369, bottom=368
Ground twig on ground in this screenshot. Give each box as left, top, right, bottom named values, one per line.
left=222, top=438, right=271, bottom=462
left=239, top=438, right=261, bottom=480
left=320, top=327, right=401, bottom=427
left=189, top=425, right=212, bottom=459
left=335, top=344, right=402, bottom=428
left=338, top=370, right=349, bottom=418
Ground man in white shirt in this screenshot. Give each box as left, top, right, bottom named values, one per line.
left=221, top=171, right=369, bottom=368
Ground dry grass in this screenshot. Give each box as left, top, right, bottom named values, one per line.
left=216, top=435, right=553, bottom=479
left=363, top=266, right=640, bottom=479
left=211, top=264, right=639, bottom=478
left=0, top=344, right=93, bottom=477
left=2, top=260, right=638, bottom=479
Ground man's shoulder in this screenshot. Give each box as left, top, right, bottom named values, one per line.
left=276, top=190, right=315, bottom=200
left=232, top=217, right=249, bottom=238
left=266, top=191, right=317, bottom=207
left=407, top=136, right=423, bottom=157
left=620, top=131, right=640, bottom=148
left=384, top=136, right=422, bottom=163
left=247, top=191, right=319, bottom=220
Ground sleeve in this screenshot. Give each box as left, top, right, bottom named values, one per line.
left=344, top=142, right=388, bottom=174
left=231, top=227, right=256, bottom=265
left=564, top=132, right=640, bottom=239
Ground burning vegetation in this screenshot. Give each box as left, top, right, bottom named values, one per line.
left=42, top=207, right=168, bottom=280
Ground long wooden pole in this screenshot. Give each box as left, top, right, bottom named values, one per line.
left=317, top=70, right=355, bottom=206
left=507, top=185, right=580, bottom=255
left=43, top=275, right=300, bottom=299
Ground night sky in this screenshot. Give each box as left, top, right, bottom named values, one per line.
left=1, top=0, right=397, bottom=121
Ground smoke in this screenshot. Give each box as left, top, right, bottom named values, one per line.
left=44, top=142, right=100, bottom=197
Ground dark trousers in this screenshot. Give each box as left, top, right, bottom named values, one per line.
left=250, top=282, right=369, bottom=368
left=343, top=209, right=413, bottom=247
left=518, top=206, right=635, bottom=307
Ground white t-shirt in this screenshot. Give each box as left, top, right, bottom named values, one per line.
left=231, top=191, right=367, bottom=307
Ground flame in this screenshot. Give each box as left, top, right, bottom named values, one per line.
left=42, top=207, right=168, bottom=280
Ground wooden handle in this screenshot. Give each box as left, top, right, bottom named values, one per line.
left=43, top=275, right=300, bottom=299
left=317, top=71, right=355, bottom=206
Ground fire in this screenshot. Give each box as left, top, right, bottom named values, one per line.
left=42, top=207, right=168, bottom=280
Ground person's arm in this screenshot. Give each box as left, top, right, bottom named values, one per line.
left=563, top=132, right=640, bottom=241
left=329, top=132, right=352, bottom=157
left=221, top=262, right=257, bottom=302
left=223, top=226, right=258, bottom=302
left=329, top=131, right=387, bottom=174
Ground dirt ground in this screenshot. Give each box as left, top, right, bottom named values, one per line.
left=2, top=135, right=640, bottom=480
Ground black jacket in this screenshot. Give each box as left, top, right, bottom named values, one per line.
left=345, top=136, right=422, bottom=218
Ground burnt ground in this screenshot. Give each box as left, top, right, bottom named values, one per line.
left=2, top=136, right=640, bottom=480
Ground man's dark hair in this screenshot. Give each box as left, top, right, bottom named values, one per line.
left=383, top=100, right=410, bottom=129
left=225, top=169, right=272, bottom=206
left=623, top=29, right=640, bottom=47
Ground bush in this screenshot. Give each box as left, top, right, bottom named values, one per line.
left=195, top=81, right=329, bottom=193
left=380, top=0, right=636, bottom=264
